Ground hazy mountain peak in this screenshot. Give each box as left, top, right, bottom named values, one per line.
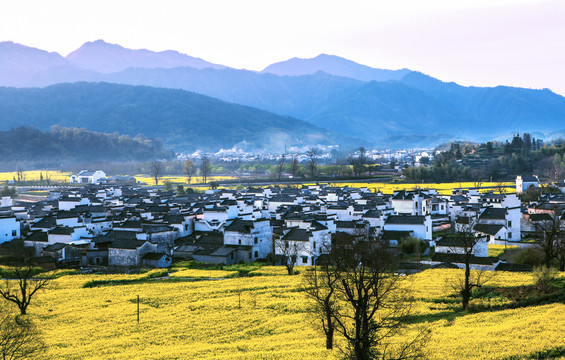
left=262, top=54, right=411, bottom=82
left=0, top=42, right=72, bottom=86
left=66, top=40, right=225, bottom=73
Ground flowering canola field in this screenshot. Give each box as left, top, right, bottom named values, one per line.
left=310, top=182, right=515, bottom=195
left=0, top=171, right=71, bottom=183
left=17, top=268, right=565, bottom=359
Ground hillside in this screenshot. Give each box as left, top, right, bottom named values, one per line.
left=24, top=267, right=565, bottom=359
left=0, top=83, right=356, bottom=152
left=0, top=126, right=174, bottom=162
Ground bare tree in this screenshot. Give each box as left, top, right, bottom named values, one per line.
left=304, top=263, right=338, bottom=350
left=532, top=208, right=562, bottom=268
left=312, top=241, right=428, bottom=360
left=495, top=182, right=507, bottom=194
left=15, top=169, right=24, bottom=185
left=349, top=156, right=362, bottom=178
left=306, top=148, right=318, bottom=180
left=452, top=223, right=492, bottom=310
left=150, top=161, right=163, bottom=186
left=0, top=266, right=49, bottom=315
left=0, top=313, right=46, bottom=360
left=277, top=152, right=286, bottom=181
left=470, top=168, right=485, bottom=191
left=274, top=239, right=307, bottom=275
left=358, top=147, right=366, bottom=175
left=290, top=156, right=299, bottom=178
left=200, top=155, right=211, bottom=184
left=184, top=159, right=196, bottom=184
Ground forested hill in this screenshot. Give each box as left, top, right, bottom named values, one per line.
left=0, top=82, right=356, bottom=152
left=0, top=126, right=174, bottom=161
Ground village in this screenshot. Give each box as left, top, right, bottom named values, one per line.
left=0, top=170, right=560, bottom=273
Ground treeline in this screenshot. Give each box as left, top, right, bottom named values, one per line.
left=404, top=133, right=565, bottom=182
left=0, top=126, right=174, bottom=162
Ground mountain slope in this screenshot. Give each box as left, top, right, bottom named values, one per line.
left=305, top=80, right=478, bottom=144
left=262, top=54, right=410, bottom=82
left=66, top=40, right=226, bottom=73
left=0, top=82, right=357, bottom=151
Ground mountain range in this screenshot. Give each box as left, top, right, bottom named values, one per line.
left=2, top=40, right=565, bottom=150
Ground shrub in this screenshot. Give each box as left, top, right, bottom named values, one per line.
left=511, top=247, right=545, bottom=266
left=533, top=265, right=558, bottom=293
left=399, top=236, right=429, bottom=256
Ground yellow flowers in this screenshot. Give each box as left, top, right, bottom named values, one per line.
left=489, top=244, right=519, bottom=257
left=0, top=170, right=71, bottom=182
left=303, top=182, right=515, bottom=195
left=5, top=268, right=561, bottom=359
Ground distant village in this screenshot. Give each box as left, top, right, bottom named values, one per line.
left=0, top=170, right=560, bottom=272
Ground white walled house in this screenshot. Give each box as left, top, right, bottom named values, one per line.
left=70, top=170, right=106, bottom=184
left=435, top=234, right=489, bottom=257
left=1, top=197, right=12, bottom=208
left=47, top=226, right=89, bottom=244
left=391, top=191, right=424, bottom=215
left=0, top=215, right=20, bottom=243
left=108, top=240, right=157, bottom=267
left=224, top=219, right=273, bottom=260
left=516, top=175, right=539, bottom=194
left=383, top=214, right=432, bottom=240
left=276, top=226, right=331, bottom=266
left=475, top=207, right=520, bottom=242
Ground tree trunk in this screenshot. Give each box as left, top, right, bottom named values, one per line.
left=462, top=265, right=471, bottom=310
left=325, top=329, right=333, bottom=350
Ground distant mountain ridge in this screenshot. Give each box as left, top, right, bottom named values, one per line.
left=262, top=54, right=410, bottom=82
left=2, top=40, right=565, bottom=148
left=66, top=40, right=226, bottom=73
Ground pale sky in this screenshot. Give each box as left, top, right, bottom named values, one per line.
left=1, top=0, right=564, bottom=94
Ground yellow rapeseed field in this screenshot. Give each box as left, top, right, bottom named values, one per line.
left=0, top=170, right=71, bottom=183
left=310, top=182, right=515, bottom=195
left=489, top=244, right=520, bottom=258
left=8, top=268, right=561, bottom=359
left=135, top=175, right=238, bottom=185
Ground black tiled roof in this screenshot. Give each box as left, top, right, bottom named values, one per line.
left=473, top=224, right=504, bottom=236
left=479, top=207, right=507, bottom=220
left=385, top=215, right=425, bottom=225
left=281, top=228, right=310, bottom=242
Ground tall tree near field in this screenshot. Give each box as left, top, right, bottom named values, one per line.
left=290, top=156, right=299, bottom=178
left=277, top=151, right=286, bottom=181
left=452, top=222, right=492, bottom=310
left=200, top=155, right=211, bottom=184
left=184, top=159, right=196, bottom=184
left=532, top=208, right=562, bottom=268
left=150, top=161, right=163, bottom=185
left=304, top=263, right=337, bottom=350
left=0, top=266, right=49, bottom=316
left=306, top=148, right=318, bottom=180
left=308, top=240, right=429, bottom=360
